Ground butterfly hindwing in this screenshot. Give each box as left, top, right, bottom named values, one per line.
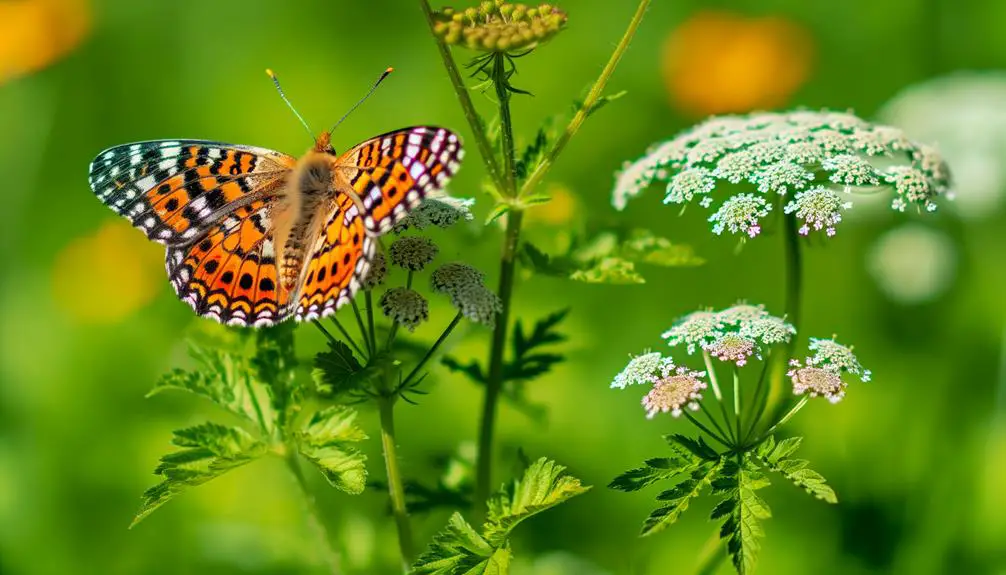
left=294, top=192, right=375, bottom=321
left=166, top=198, right=290, bottom=327
left=88, top=140, right=296, bottom=245
left=338, top=126, right=463, bottom=234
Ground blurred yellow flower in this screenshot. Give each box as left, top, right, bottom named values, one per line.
left=525, top=183, right=579, bottom=226
left=661, top=11, right=813, bottom=117
left=0, top=0, right=91, bottom=84
left=52, top=220, right=163, bottom=323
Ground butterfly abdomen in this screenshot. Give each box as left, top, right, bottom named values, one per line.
left=277, top=153, right=336, bottom=291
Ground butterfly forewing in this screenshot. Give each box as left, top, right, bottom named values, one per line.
left=338, top=126, right=464, bottom=234
left=88, top=140, right=296, bottom=245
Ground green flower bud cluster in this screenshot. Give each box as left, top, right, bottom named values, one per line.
left=432, top=1, right=567, bottom=52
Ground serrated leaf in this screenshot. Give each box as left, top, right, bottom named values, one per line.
left=295, top=405, right=368, bottom=494
left=515, top=122, right=552, bottom=184
left=312, top=339, right=364, bottom=396
left=505, top=310, right=568, bottom=382
left=411, top=512, right=497, bottom=575
left=484, top=458, right=590, bottom=546
left=755, top=437, right=837, bottom=504
left=569, top=257, right=644, bottom=284
left=608, top=455, right=699, bottom=492
left=132, top=422, right=266, bottom=527
left=712, top=458, right=772, bottom=574
left=578, top=90, right=627, bottom=118
left=665, top=434, right=720, bottom=461
left=149, top=343, right=274, bottom=433
left=641, top=459, right=723, bottom=536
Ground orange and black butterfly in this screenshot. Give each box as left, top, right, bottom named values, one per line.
left=87, top=71, right=463, bottom=327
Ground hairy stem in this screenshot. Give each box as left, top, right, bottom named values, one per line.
left=492, top=52, right=517, bottom=195
left=417, top=0, right=506, bottom=193
left=518, top=0, right=651, bottom=198
left=474, top=209, right=524, bottom=520
left=378, top=396, right=415, bottom=570
left=285, top=452, right=342, bottom=575
left=400, top=312, right=464, bottom=389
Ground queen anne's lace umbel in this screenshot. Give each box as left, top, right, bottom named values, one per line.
left=613, top=110, right=952, bottom=238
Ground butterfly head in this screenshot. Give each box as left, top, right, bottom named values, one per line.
left=314, top=131, right=336, bottom=155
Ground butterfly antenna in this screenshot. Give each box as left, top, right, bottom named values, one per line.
left=266, top=69, right=314, bottom=140
left=330, top=67, right=394, bottom=135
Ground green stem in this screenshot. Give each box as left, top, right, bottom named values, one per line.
left=377, top=396, right=415, bottom=570
left=350, top=299, right=372, bottom=357
left=752, top=396, right=809, bottom=447
left=417, top=0, right=506, bottom=193
left=284, top=452, right=342, bottom=575
left=742, top=355, right=772, bottom=444
left=492, top=52, right=517, bottom=194
left=698, top=401, right=732, bottom=445
left=684, top=412, right=730, bottom=449
left=474, top=209, right=523, bottom=521
left=400, top=312, right=464, bottom=389
left=517, top=0, right=652, bottom=199
left=365, top=290, right=377, bottom=355
left=732, top=367, right=742, bottom=443
left=703, top=352, right=735, bottom=444
left=315, top=318, right=366, bottom=359
left=762, top=214, right=804, bottom=429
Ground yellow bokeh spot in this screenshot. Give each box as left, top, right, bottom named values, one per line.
left=525, top=183, right=579, bottom=226
left=52, top=219, right=164, bottom=323
left=662, top=10, right=813, bottom=117
left=0, top=0, right=91, bottom=84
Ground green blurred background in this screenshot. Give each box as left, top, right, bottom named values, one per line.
left=2, top=0, right=1005, bottom=573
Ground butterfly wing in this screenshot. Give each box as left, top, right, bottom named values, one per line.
left=88, top=140, right=296, bottom=245
left=293, top=192, right=375, bottom=321
left=336, top=126, right=464, bottom=234
left=165, top=197, right=291, bottom=327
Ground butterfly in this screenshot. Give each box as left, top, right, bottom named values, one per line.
left=87, top=127, right=464, bottom=327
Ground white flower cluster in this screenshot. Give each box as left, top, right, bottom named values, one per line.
left=787, top=337, right=870, bottom=403
left=662, top=303, right=796, bottom=365
left=613, top=110, right=952, bottom=238
left=610, top=352, right=707, bottom=418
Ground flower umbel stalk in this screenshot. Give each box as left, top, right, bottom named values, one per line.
left=378, top=395, right=414, bottom=571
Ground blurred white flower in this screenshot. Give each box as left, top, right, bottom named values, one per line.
left=867, top=224, right=957, bottom=305
left=878, top=72, right=1006, bottom=219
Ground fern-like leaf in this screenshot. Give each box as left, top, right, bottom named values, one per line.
left=711, top=458, right=772, bottom=575
left=609, top=455, right=701, bottom=492
left=756, top=436, right=837, bottom=504
left=294, top=405, right=368, bottom=494
left=641, top=458, right=723, bottom=536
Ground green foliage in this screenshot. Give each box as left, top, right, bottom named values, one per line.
left=312, top=339, right=366, bottom=397
left=515, top=122, right=553, bottom=184
left=608, top=456, right=698, bottom=492
left=710, top=458, right=772, bottom=575
left=642, top=459, right=723, bottom=536
left=578, top=89, right=627, bottom=118
left=412, top=458, right=589, bottom=575
left=442, top=310, right=568, bottom=421
left=137, top=336, right=369, bottom=525
left=149, top=342, right=276, bottom=433
left=132, top=423, right=267, bottom=527
left=521, top=228, right=703, bottom=285
left=293, top=405, right=369, bottom=494
left=756, top=436, right=838, bottom=504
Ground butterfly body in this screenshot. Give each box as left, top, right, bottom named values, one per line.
left=88, top=127, right=463, bottom=327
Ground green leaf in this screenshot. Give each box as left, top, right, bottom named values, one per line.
left=578, top=90, right=627, bottom=118
left=641, top=459, right=723, bottom=536
left=711, top=458, right=772, bottom=575
left=312, top=339, right=365, bottom=396
left=608, top=454, right=701, bottom=492
left=485, top=203, right=512, bottom=225
left=132, top=422, right=266, bottom=527
left=253, top=323, right=299, bottom=426
left=413, top=458, right=587, bottom=575
left=294, top=405, right=368, bottom=494
left=149, top=342, right=274, bottom=433
left=515, top=122, right=553, bottom=184
left=620, top=229, right=705, bottom=267
left=665, top=434, right=720, bottom=461
left=755, top=436, right=837, bottom=504
left=411, top=513, right=510, bottom=575
left=484, top=457, right=590, bottom=546
left=520, top=193, right=552, bottom=208
left=569, top=257, right=645, bottom=284
left=505, top=309, right=568, bottom=382
left=441, top=356, right=488, bottom=384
